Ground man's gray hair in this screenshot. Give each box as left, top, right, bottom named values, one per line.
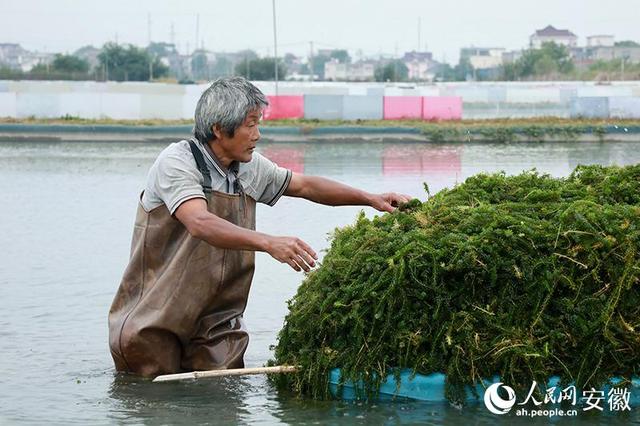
left=194, top=76, right=268, bottom=143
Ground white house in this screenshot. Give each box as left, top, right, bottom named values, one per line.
left=324, top=59, right=374, bottom=81
left=587, top=35, right=615, bottom=48
left=530, top=25, right=577, bottom=49
left=402, top=51, right=437, bottom=81
left=459, top=47, right=505, bottom=69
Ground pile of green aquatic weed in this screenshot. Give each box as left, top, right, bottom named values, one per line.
left=271, top=164, right=640, bottom=403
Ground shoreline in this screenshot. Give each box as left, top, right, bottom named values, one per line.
left=1, top=118, right=640, bottom=143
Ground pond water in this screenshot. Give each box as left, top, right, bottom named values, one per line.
left=1, top=138, right=639, bottom=425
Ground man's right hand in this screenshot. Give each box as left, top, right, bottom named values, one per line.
left=265, top=236, right=318, bottom=272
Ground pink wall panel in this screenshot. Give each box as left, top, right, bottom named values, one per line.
left=383, top=96, right=423, bottom=120
left=422, top=96, right=462, bottom=120
left=263, top=95, right=304, bottom=120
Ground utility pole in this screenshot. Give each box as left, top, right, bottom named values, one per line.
left=195, top=14, right=200, bottom=55
left=245, top=51, right=250, bottom=79
left=621, top=55, right=628, bottom=81
left=170, top=23, right=176, bottom=47
left=441, top=53, right=446, bottom=81
left=309, top=41, right=314, bottom=81
left=418, top=17, right=421, bottom=52
left=148, top=12, right=153, bottom=81
left=394, top=42, right=399, bottom=82
left=272, top=0, right=279, bottom=94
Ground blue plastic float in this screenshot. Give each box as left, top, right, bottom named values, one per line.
left=328, top=368, right=640, bottom=404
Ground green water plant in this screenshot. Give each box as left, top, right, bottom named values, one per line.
left=271, top=164, right=640, bottom=404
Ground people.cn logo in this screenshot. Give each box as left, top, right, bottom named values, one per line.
left=484, top=382, right=517, bottom=415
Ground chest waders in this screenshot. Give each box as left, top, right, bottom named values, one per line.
left=108, top=141, right=255, bottom=377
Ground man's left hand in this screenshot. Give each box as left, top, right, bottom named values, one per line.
left=369, top=192, right=413, bottom=213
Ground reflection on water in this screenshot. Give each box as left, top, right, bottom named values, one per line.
left=1, top=139, right=640, bottom=424
left=260, top=146, right=306, bottom=174
left=108, top=374, right=251, bottom=424
left=382, top=145, right=462, bottom=176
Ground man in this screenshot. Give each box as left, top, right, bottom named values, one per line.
left=108, top=77, right=410, bottom=377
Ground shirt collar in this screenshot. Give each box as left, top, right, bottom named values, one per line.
left=196, top=139, right=240, bottom=178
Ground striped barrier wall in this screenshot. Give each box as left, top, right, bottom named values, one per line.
left=0, top=80, right=638, bottom=121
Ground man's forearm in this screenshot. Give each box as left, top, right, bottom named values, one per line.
left=189, top=212, right=270, bottom=252
left=187, top=210, right=318, bottom=272
left=298, top=176, right=373, bottom=206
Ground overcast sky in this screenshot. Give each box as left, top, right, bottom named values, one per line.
left=2, top=0, right=639, bottom=63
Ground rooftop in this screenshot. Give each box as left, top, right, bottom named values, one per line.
left=533, top=25, right=577, bottom=38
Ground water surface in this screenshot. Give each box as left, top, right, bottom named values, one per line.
left=1, top=139, right=639, bottom=425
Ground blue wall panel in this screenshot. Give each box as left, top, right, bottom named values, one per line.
left=609, top=97, right=640, bottom=118
left=570, top=97, right=609, bottom=119
left=304, top=95, right=344, bottom=120
left=342, top=95, right=383, bottom=120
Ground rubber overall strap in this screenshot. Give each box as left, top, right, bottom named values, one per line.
left=229, top=162, right=245, bottom=196
left=188, top=139, right=212, bottom=194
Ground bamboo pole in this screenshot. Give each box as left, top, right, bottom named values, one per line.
left=153, top=365, right=298, bottom=383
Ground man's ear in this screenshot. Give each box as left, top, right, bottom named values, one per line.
left=212, top=124, right=223, bottom=140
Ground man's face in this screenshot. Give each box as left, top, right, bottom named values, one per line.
left=216, top=109, right=262, bottom=163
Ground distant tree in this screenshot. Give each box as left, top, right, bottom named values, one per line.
left=454, top=57, right=474, bottom=81
left=147, top=42, right=177, bottom=58
left=298, top=62, right=310, bottom=75
left=29, top=63, right=49, bottom=74
left=587, top=58, right=640, bottom=79
left=238, top=49, right=259, bottom=61
left=235, top=50, right=260, bottom=78
left=310, top=54, right=330, bottom=79
left=615, top=40, right=640, bottom=48
left=541, top=42, right=574, bottom=73
left=234, top=57, right=287, bottom=80
left=283, top=53, right=297, bottom=64
left=98, top=43, right=168, bottom=81
left=374, top=60, right=409, bottom=82
left=500, top=42, right=573, bottom=80
left=501, top=62, right=518, bottom=81
left=51, top=54, right=89, bottom=74
left=211, top=57, right=233, bottom=77
left=329, top=49, right=351, bottom=63
left=191, top=51, right=209, bottom=80
left=533, top=54, right=557, bottom=75
left=433, top=63, right=455, bottom=81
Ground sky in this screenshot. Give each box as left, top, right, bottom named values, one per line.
left=2, top=0, right=639, bottom=63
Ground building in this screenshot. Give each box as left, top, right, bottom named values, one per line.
left=349, top=61, right=376, bottom=81
left=587, top=35, right=615, bottom=48
left=324, top=59, right=375, bottom=81
left=324, top=59, right=347, bottom=80
left=20, top=51, right=54, bottom=72
left=460, top=47, right=505, bottom=69
left=530, top=25, right=577, bottom=49
left=587, top=46, right=640, bottom=63
left=0, top=43, right=28, bottom=70
left=402, top=51, right=438, bottom=81
left=501, top=50, right=523, bottom=64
